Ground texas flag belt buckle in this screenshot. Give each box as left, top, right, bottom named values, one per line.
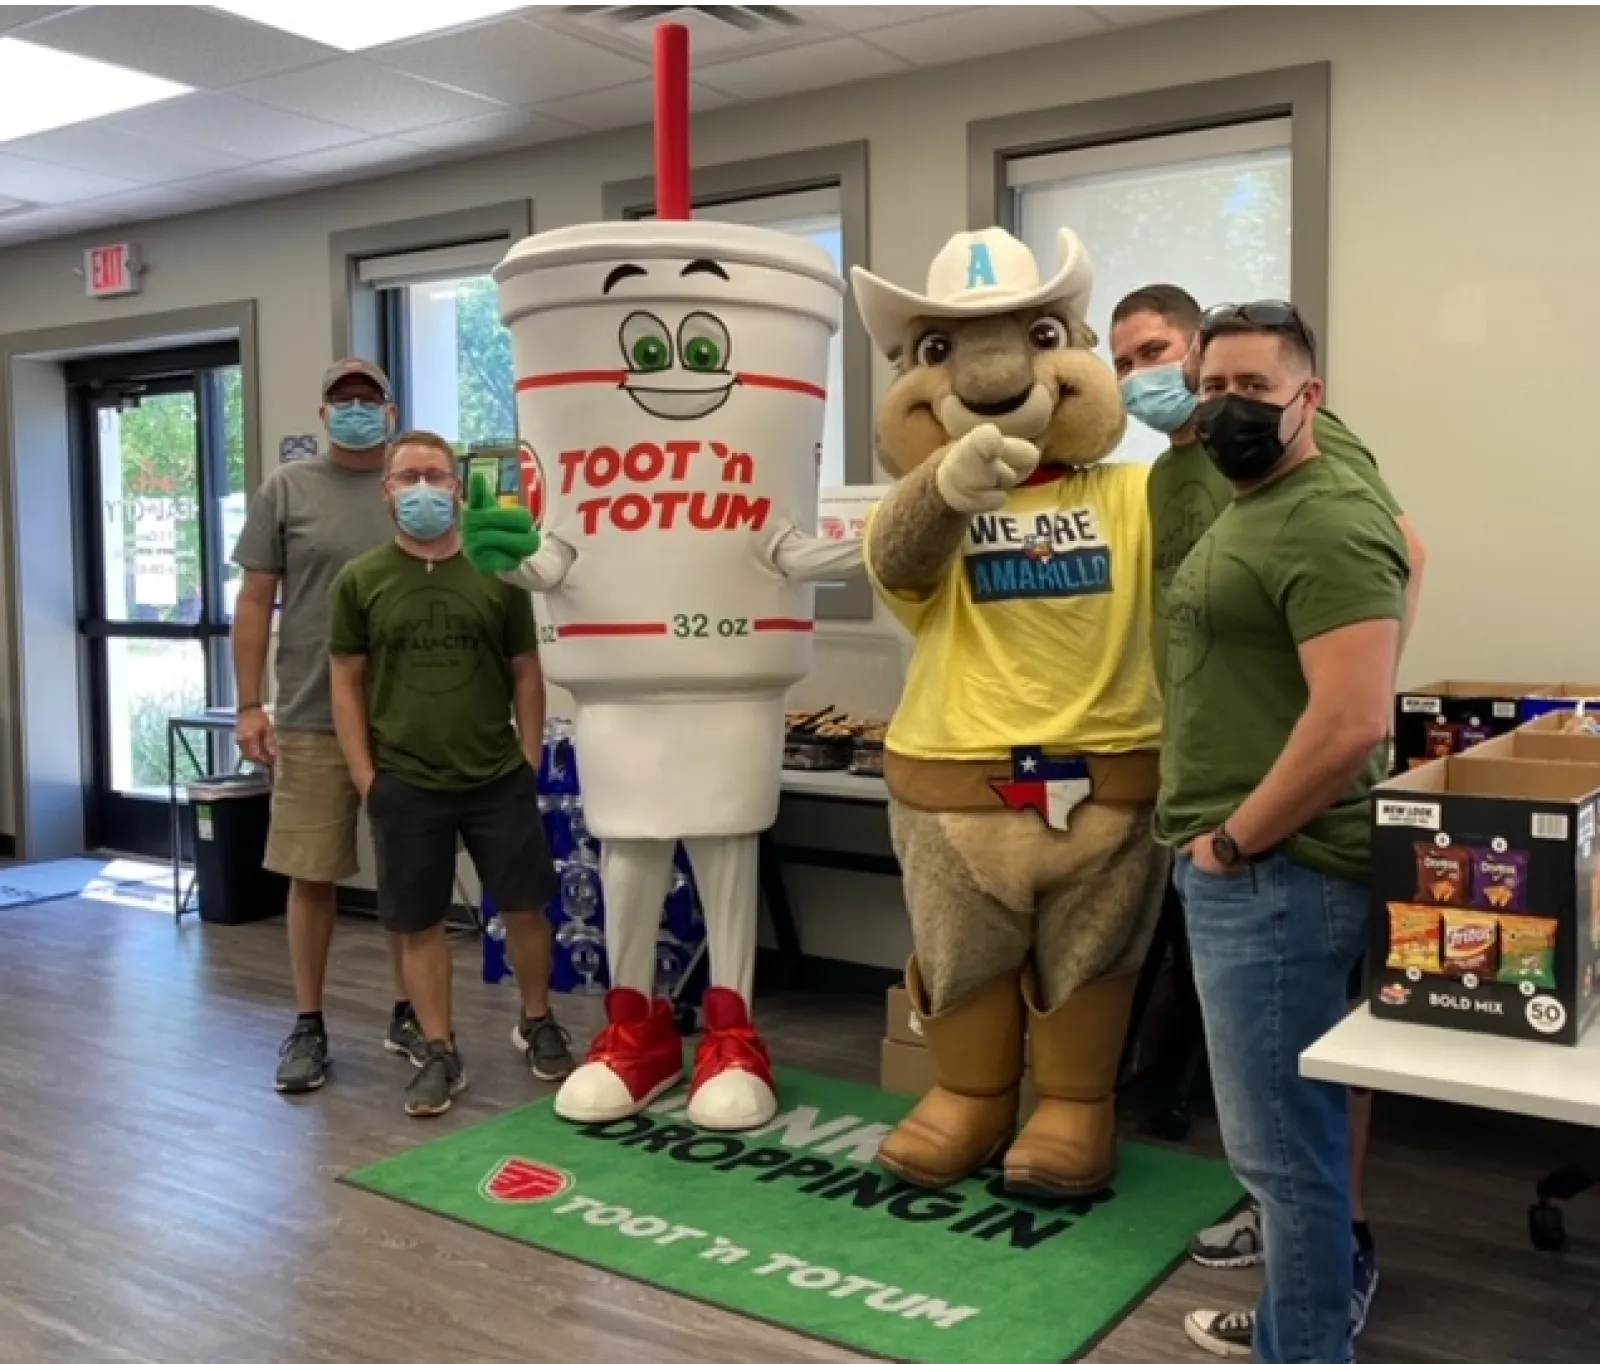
left=990, top=747, right=1093, bottom=831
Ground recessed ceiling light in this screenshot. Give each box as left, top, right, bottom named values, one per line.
left=0, top=38, right=192, bottom=145
left=208, top=1, right=535, bottom=52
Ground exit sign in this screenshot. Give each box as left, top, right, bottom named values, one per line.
left=85, top=242, right=141, bottom=298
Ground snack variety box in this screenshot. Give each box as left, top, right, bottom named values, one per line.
left=1392, top=680, right=1543, bottom=773
left=1519, top=684, right=1600, bottom=723
left=1369, top=757, right=1600, bottom=1046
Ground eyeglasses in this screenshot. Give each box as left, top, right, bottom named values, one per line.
left=386, top=469, right=458, bottom=489
left=1199, top=300, right=1316, bottom=356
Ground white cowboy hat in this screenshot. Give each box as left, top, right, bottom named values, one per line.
left=850, top=227, right=1094, bottom=359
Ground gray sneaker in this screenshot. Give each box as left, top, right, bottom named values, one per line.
left=405, top=1041, right=467, bottom=1117
left=1189, top=1202, right=1263, bottom=1270
left=512, top=1013, right=576, bottom=1082
left=384, top=1005, right=429, bottom=1068
left=275, top=1021, right=329, bottom=1094
left=1184, top=1309, right=1254, bottom=1359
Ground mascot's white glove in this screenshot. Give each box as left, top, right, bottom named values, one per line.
left=934, top=423, right=1041, bottom=515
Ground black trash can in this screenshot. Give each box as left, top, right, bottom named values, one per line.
left=184, top=772, right=288, bottom=926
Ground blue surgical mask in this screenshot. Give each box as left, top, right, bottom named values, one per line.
left=395, top=486, right=457, bottom=541
left=1121, top=364, right=1199, bottom=435
left=326, top=401, right=391, bottom=451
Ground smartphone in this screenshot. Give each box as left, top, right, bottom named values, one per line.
left=460, top=448, right=523, bottom=508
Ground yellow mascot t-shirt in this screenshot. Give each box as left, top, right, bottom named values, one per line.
left=867, top=461, right=1161, bottom=762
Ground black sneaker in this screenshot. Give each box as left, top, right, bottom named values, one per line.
left=512, top=1013, right=576, bottom=1082
left=405, top=1041, right=467, bottom=1118
left=1184, top=1309, right=1254, bottom=1358
left=384, top=1005, right=429, bottom=1068
left=275, top=1021, right=329, bottom=1094
left=1189, top=1202, right=1264, bottom=1270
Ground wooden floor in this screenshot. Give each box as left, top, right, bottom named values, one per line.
left=0, top=897, right=1594, bottom=1364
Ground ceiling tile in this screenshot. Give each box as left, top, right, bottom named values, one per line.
left=15, top=5, right=338, bottom=86
left=694, top=37, right=910, bottom=101
left=228, top=57, right=508, bottom=137
left=170, top=161, right=317, bottom=204
left=271, top=138, right=437, bottom=180
left=399, top=108, right=581, bottom=152
left=0, top=5, right=69, bottom=33
left=3, top=124, right=250, bottom=186
left=1088, top=5, right=1219, bottom=27
left=0, top=152, right=139, bottom=204
left=863, top=6, right=1109, bottom=65
left=535, top=80, right=732, bottom=134
left=797, top=6, right=977, bottom=33
left=80, top=183, right=219, bottom=225
left=371, top=16, right=649, bottom=106
left=107, top=92, right=365, bottom=161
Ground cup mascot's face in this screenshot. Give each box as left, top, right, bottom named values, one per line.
left=875, top=305, right=1127, bottom=478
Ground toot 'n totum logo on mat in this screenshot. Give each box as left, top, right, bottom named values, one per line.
left=481, top=1157, right=573, bottom=1205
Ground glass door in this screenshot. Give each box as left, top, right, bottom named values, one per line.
left=70, top=343, right=246, bottom=856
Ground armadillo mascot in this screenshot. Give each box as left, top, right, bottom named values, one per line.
left=853, top=226, right=1168, bottom=1197
left=462, top=220, right=862, bottom=1132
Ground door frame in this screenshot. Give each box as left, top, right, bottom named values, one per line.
left=68, top=343, right=243, bottom=855
left=0, top=301, right=261, bottom=863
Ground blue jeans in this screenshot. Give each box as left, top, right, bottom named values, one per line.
left=1175, top=853, right=1367, bottom=1364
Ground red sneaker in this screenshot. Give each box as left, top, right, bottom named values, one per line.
left=686, top=987, right=778, bottom=1132
left=553, top=988, right=684, bottom=1123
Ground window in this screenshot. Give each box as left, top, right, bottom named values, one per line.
left=634, top=186, right=848, bottom=489
left=359, top=238, right=516, bottom=449
left=1011, top=120, right=1293, bottom=465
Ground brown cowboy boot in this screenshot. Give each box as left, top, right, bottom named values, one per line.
left=1004, top=968, right=1139, bottom=1199
left=877, top=958, right=1024, bottom=1190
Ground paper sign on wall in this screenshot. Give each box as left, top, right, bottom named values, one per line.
left=818, top=485, right=892, bottom=542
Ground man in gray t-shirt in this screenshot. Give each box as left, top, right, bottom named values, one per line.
left=231, top=357, right=429, bottom=1095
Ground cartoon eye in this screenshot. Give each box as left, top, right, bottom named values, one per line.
left=678, top=312, right=730, bottom=373
left=915, top=332, right=950, bottom=366
left=1029, top=318, right=1066, bottom=350
left=620, top=311, right=673, bottom=373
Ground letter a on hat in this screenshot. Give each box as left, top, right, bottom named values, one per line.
left=966, top=243, right=998, bottom=290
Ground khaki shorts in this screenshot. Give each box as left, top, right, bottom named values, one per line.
left=264, top=731, right=361, bottom=884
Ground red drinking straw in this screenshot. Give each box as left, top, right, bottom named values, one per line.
left=654, top=22, right=691, bottom=220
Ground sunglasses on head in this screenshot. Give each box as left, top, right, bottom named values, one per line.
left=1199, top=300, right=1315, bottom=352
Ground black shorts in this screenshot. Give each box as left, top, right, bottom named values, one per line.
left=368, top=765, right=557, bottom=934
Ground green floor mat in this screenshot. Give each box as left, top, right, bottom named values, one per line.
left=344, top=1068, right=1240, bottom=1364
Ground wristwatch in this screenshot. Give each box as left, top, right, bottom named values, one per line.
left=1211, top=827, right=1244, bottom=869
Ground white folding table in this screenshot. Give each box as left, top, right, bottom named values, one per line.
left=1302, top=1004, right=1600, bottom=1249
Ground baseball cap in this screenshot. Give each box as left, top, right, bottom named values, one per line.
left=320, top=357, right=392, bottom=400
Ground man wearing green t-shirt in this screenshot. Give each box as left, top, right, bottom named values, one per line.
left=1112, top=285, right=1424, bottom=1346
left=329, top=431, right=573, bottom=1118
left=1148, top=304, right=1409, bottom=1364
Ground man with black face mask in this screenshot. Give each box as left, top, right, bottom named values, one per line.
left=1156, top=305, right=1410, bottom=1364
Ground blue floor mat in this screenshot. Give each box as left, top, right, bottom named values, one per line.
left=0, top=858, right=119, bottom=910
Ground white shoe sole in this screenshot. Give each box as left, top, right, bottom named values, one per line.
left=406, top=1074, right=468, bottom=1118
left=1188, top=1249, right=1265, bottom=1271
left=384, top=1039, right=427, bottom=1069
left=1184, top=1315, right=1252, bottom=1358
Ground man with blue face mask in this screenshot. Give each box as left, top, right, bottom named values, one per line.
left=328, top=431, right=570, bottom=1117
left=232, top=359, right=427, bottom=1095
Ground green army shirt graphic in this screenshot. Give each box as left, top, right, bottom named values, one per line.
left=329, top=545, right=539, bottom=790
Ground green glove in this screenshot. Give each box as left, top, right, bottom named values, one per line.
left=462, top=472, right=541, bottom=576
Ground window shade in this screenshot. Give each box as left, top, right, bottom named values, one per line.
left=356, top=237, right=512, bottom=288
left=1006, top=118, right=1292, bottom=190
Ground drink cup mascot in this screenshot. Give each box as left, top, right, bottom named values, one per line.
left=463, top=220, right=862, bottom=1133
left=852, top=226, right=1167, bottom=1196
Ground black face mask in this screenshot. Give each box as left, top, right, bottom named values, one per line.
left=1196, top=388, right=1306, bottom=483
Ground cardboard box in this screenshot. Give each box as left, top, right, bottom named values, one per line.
left=880, top=1038, right=1038, bottom=1118
left=1370, top=757, right=1600, bottom=1046
left=1518, top=684, right=1600, bottom=724
left=886, top=985, right=923, bottom=1047
left=1393, top=681, right=1545, bottom=772
left=1461, top=727, right=1600, bottom=765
